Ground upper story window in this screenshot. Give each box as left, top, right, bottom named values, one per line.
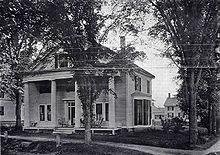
left=167, top=106, right=174, bottom=111
left=0, top=106, right=4, bottom=115
left=55, top=53, right=72, bottom=69
left=147, top=80, right=150, bottom=93
left=135, top=76, right=141, bottom=91
left=0, top=91, right=4, bottom=98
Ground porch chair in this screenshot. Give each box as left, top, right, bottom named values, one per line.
left=80, top=118, right=85, bottom=127
left=58, top=118, right=68, bottom=127
left=93, top=117, right=104, bottom=128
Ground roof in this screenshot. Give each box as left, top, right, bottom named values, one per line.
left=152, top=105, right=165, bottom=113
left=164, top=97, right=178, bottom=107
left=28, top=45, right=155, bottom=79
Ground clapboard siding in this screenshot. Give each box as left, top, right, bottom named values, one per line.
left=115, top=73, right=127, bottom=127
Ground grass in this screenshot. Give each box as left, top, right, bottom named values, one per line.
left=12, top=128, right=191, bottom=149
left=68, top=129, right=190, bottom=149
left=1, top=138, right=152, bottom=155
left=9, top=127, right=217, bottom=150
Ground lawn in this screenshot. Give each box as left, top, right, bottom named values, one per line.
left=64, top=129, right=190, bottom=149
left=1, top=138, right=151, bottom=155
left=10, top=128, right=191, bottom=149
left=7, top=127, right=213, bottom=150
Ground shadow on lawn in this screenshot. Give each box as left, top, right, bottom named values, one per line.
left=62, top=129, right=191, bottom=149
left=1, top=138, right=151, bottom=155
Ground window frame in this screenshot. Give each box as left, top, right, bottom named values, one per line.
left=95, top=102, right=109, bottom=121
left=135, top=76, right=141, bottom=91
left=0, top=106, right=4, bottom=115
left=147, top=80, right=150, bottom=93
left=39, top=104, right=52, bottom=121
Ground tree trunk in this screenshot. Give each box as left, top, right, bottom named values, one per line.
left=84, top=103, right=92, bottom=144
left=15, top=91, right=22, bottom=131
left=212, top=104, right=217, bottom=135
left=208, top=102, right=213, bottom=136
left=189, top=69, right=198, bottom=147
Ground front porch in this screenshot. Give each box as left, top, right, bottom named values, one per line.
left=23, top=73, right=117, bottom=130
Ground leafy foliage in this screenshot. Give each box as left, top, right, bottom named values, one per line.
left=161, top=117, right=185, bottom=133
left=148, top=0, right=219, bottom=145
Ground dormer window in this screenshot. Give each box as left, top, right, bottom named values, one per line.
left=135, top=76, right=141, bottom=91
left=55, top=53, right=72, bottom=68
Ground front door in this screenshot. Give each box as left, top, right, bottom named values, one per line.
left=66, top=101, right=75, bottom=126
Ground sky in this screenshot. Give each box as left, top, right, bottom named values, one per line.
left=103, top=31, right=179, bottom=108
left=100, top=4, right=180, bottom=107
left=135, top=47, right=179, bottom=107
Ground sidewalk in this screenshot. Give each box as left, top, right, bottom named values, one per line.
left=1, top=135, right=220, bottom=155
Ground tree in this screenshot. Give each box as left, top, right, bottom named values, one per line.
left=148, top=0, right=219, bottom=146
left=178, top=69, right=219, bottom=135
left=0, top=0, right=48, bottom=131
left=0, top=0, right=146, bottom=143
left=35, top=0, right=146, bottom=144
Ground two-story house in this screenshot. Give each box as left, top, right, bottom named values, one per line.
left=23, top=45, right=155, bottom=134
left=164, top=93, right=184, bottom=119
left=0, top=91, right=24, bottom=126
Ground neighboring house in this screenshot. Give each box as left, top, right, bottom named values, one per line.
left=164, top=93, right=184, bottom=119
left=152, top=103, right=165, bottom=126
left=0, top=91, right=24, bottom=126
left=23, top=44, right=155, bottom=134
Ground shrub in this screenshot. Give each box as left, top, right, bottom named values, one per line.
left=161, top=117, right=185, bottom=133
left=172, top=117, right=185, bottom=133
left=161, top=118, right=173, bottom=132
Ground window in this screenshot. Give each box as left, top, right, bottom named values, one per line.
left=0, top=106, right=4, bottom=115
left=40, top=105, right=45, bottom=121
left=40, top=105, right=51, bottom=121
left=96, top=104, right=102, bottom=115
left=47, top=105, right=51, bottom=121
left=135, top=76, right=141, bottom=91
left=0, top=92, right=4, bottom=98
left=55, top=54, right=72, bottom=68
left=168, top=106, right=174, bottom=111
left=134, top=99, right=151, bottom=125
left=105, top=103, right=109, bottom=121
left=147, top=80, right=150, bottom=93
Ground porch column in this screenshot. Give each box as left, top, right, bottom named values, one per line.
left=24, top=82, right=30, bottom=127
left=109, top=77, right=116, bottom=128
left=75, top=81, right=81, bottom=128
left=51, top=80, right=57, bottom=127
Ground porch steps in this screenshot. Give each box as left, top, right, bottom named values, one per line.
left=53, top=128, right=74, bottom=134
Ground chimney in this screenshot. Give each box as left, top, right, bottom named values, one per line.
left=120, top=36, right=125, bottom=50
left=168, top=93, right=171, bottom=98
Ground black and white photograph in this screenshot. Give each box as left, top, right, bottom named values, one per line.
left=0, top=0, right=220, bottom=154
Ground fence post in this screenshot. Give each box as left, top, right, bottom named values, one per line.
left=4, top=131, right=8, bottom=142
left=56, top=134, right=61, bottom=147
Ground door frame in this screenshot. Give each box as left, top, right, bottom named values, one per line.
left=64, top=100, right=75, bottom=126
